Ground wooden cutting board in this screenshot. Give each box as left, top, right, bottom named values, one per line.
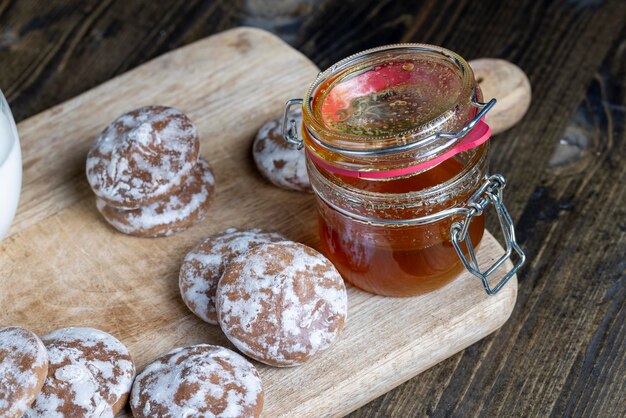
left=0, top=27, right=517, bottom=418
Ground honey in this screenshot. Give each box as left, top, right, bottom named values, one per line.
left=316, top=156, right=485, bottom=296
left=288, top=43, right=523, bottom=296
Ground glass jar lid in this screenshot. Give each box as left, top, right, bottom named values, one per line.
left=289, top=44, right=496, bottom=178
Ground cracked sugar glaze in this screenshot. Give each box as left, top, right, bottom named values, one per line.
left=301, top=44, right=489, bottom=296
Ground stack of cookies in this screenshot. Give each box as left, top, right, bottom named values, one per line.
left=179, top=228, right=348, bottom=367
left=86, top=106, right=216, bottom=237
left=0, top=326, right=135, bottom=417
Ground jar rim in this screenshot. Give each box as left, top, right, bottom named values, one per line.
left=302, top=43, right=476, bottom=153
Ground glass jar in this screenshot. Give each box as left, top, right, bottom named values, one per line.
left=283, top=44, right=524, bottom=296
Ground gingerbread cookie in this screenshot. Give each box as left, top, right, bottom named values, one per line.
left=86, top=106, right=200, bottom=208
left=26, top=327, right=135, bottom=418
left=216, top=242, right=348, bottom=367
left=131, top=344, right=263, bottom=418
left=252, top=109, right=312, bottom=192
left=179, top=228, right=286, bottom=325
left=96, top=158, right=215, bottom=237
left=0, top=327, right=48, bottom=418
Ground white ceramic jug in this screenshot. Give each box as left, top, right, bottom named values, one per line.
left=0, top=89, right=22, bottom=240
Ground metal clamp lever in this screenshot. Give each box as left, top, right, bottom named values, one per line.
left=282, top=98, right=304, bottom=149
left=451, top=174, right=526, bottom=295
left=281, top=90, right=496, bottom=156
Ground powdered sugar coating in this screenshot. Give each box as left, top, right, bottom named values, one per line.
left=131, top=344, right=263, bottom=418
left=179, top=228, right=287, bottom=325
left=216, top=242, right=348, bottom=367
left=96, top=158, right=215, bottom=237
left=86, top=106, right=200, bottom=208
left=0, top=327, right=49, bottom=418
left=252, top=109, right=312, bottom=192
left=25, top=327, right=135, bottom=418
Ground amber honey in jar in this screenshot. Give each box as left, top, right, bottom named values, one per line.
left=284, top=44, right=525, bottom=297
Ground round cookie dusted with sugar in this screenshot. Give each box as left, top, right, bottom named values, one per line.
left=216, top=242, right=348, bottom=367
left=179, top=228, right=287, bottom=325
left=0, top=327, right=49, bottom=418
left=25, top=327, right=135, bottom=418
left=252, top=109, right=312, bottom=192
left=130, top=344, right=263, bottom=418
left=97, top=158, right=215, bottom=237
left=86, top=105, right=200, bottom=208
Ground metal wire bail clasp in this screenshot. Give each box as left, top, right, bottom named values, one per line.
left=451, top=174, right=526, bottom=295
left=282, top=98, right=304, bottom=149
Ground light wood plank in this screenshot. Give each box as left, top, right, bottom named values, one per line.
left=0, top=27, right=517, bottom=418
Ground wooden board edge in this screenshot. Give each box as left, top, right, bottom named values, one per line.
left=338, top=276, right=518, bottom=418
left=272, top=233, right=519, bottom=417
left=336, top=274, right=518, bottom=417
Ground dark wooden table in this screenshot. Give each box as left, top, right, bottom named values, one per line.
left=1, top=0, right=624, bottom=416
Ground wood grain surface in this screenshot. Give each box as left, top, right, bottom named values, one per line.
left=0, top=1, right=624, bottom=417
left=469, top=58, right=531, bottom=135
left=0, top=27, right=518, bottom=418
